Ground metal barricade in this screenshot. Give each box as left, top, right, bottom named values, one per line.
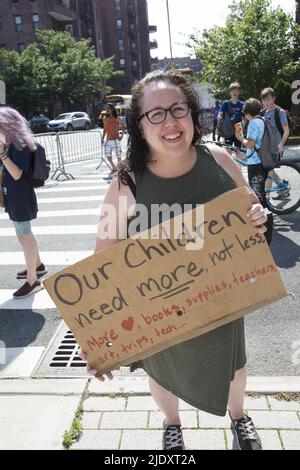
left=34, top=129, right=111, bottom=180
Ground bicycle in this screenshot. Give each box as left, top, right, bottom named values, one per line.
left=204, top=141, right=300, bottom=215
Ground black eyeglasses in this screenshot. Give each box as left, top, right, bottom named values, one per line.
left=138, top=101, right=190, bottom=124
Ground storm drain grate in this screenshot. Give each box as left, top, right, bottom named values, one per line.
left=33, top=322, right=146, bottom=378
left=49, top=330, right=85, bottom=368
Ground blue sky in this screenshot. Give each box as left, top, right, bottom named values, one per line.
left=147, top=0, right=296, bottom=59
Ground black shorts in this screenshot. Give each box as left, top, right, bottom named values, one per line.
left=225, top=136, right=242, bottom=149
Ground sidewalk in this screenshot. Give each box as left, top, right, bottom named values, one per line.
left=0, top=377, right=299, bottom=450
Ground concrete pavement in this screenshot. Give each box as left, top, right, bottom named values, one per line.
left=0, top=377, right=299, bottom=450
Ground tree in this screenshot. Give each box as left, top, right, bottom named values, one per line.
left=187, top=0, right=300, bottom=101
left=274, top=79, right=292, bottom=110
left=0, top=30, right=121, bottom=117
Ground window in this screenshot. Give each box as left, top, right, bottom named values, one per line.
left=116, top=19, right=123, bottom=30
left=32, top=14, right=40, bottom=30
left=118, top=39, right=124, bottom=51
left=132, top=60, right=137, bottom=67
left=130, top=23, right=135, bottom=32
left=115, top=0, right=121, bottom=9
left=62, top=0, right=71, bottom=7
left=128, top=2, right=135, bottom=15
left=120, top=58, right=125, bottom=68
left=131, top=42, right=136, bottom=49
left=17, top=43, right=25, bottom=53
left=14, top=16, right=22, bottom=32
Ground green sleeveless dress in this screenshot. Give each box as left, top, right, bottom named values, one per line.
left=129, top=144, right=246, bottom=416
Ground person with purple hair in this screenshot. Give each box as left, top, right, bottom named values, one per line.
left=0, top=106, right=47, bottom=298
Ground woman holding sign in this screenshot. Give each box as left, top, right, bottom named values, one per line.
left=84, top=71, right=267, bottom=451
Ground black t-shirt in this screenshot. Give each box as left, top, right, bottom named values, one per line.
left=3, top=145, right=38, bottom=222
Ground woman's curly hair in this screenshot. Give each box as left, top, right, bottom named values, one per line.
left=118, top=70, right=202, bottom=186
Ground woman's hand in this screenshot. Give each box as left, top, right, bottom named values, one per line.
left=247, top=203, right=268, bottom=234
left=79, top=349, right=114, bottom=382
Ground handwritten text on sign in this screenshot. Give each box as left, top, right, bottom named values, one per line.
left=43, top=188, right=287, bottom=374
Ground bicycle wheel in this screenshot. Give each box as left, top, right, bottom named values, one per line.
left=265, top=162, right=300, bottom=215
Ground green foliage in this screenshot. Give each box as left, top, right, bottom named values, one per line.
left=187, top=0, right=300, bottom=100
left=0, top=30, right=121, bottom=116
left=63, top=406, right=83, bottom=450
left=274, top=79, right=292, bottom=110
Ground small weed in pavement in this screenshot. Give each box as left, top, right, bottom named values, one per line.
left=63, top=407, right=83, bottom=450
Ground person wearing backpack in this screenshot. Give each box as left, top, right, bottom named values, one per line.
left=218, top=82, right=244, bottom=158
left=261, top=88, right=290, bottom=198
left=0, top=106, right=47, bottom=299
left=235, top=98, right=273, bottom=245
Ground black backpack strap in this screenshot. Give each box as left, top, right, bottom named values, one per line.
left=227, top=100, right=234, bottom=117
left=124, top=172, right=136, bottom=199
left=274, top=107, right=284, bottom=137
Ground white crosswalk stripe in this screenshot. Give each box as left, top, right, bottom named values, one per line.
left=0, top=207, right=100, bottom=220
left=0, top=289, right=56, bottom=309
left=37, top=195, right=105, bottom=204
left=0, top=225, right=97, bottom=236
left=0, top=209, right=100, bottom=220
left=0, top=251, right=93, bottom=265
left=43, top=179, right=108, bottom=185
left=35, top=184, right=108, bottom=193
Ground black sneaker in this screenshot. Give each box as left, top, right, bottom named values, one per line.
left=162, top=420, right=185, bottom=450
left=13, top=281, right=43, bottom=299
left=16, top=263, right=47, bottom=279
left=272, top=190, right=290, bottom=200
left=230, top=413, right=262, bottom=450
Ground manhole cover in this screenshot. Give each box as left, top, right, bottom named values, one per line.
left=33, top=322, right=146, bottom=378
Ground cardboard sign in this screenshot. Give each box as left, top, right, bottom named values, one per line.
left=43, top=187, right=288, bottom=374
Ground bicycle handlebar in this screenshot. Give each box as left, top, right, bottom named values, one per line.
left=204, top=140, right=247, bottom=154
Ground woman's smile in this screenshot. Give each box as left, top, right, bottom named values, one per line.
left=162, top=131, right=183, bottom=143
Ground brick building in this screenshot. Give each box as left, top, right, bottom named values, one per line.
left=0, top=1, right=102, bottom=56
left=0, top=0, right=156, bottom=93
left=99, top=0, right=156, bottom=93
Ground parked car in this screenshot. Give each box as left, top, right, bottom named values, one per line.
left=29, top=114, right=50, bottom=134
left=47, top=112, right=91, bottom=132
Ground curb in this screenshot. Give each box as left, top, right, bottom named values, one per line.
left=87, top=376, right=300, bottom=395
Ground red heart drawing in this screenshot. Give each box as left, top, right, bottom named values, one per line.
left=121, top=317, right=134, bottom=331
